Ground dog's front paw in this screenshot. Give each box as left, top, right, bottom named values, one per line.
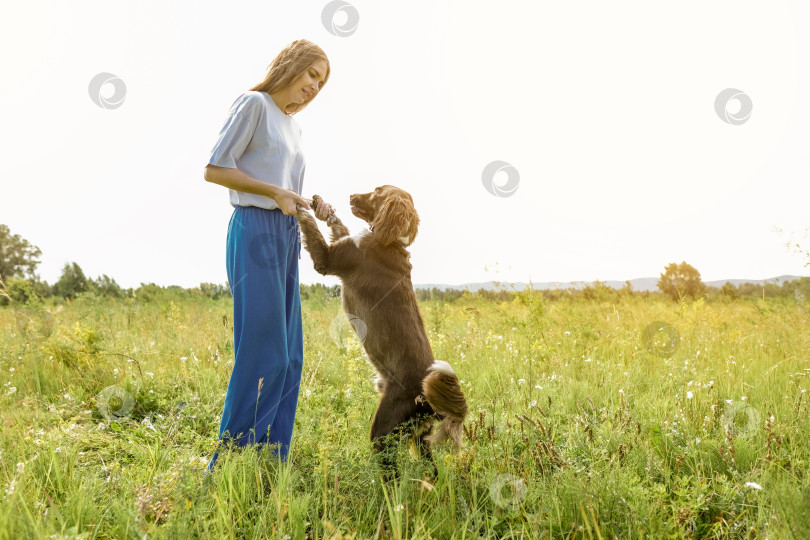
left=295, top=204, right=315, bottom=223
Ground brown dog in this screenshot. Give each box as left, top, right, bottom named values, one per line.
left=296, top=185, right=468, bottom=476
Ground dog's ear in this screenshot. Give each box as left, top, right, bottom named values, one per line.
left=373, top=195, right=419, bottom=246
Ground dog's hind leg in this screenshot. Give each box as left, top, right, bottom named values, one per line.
left=415, top=418, right=439, bottom=480
left=370, top=388, right=422, bottom=481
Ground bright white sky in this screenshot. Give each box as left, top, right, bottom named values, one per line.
left=2, top=0, right=809, bottom=289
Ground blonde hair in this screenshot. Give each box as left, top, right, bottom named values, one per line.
left=249, top=39, right=330, bottom=116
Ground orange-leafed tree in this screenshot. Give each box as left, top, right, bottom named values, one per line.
left=658, top=261, right=706, bottom=301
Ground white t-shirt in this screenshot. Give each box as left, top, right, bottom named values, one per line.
left=207, top=91, right=305, bottom=209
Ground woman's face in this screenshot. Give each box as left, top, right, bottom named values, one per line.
left=291, top=59, right=329, bottom=104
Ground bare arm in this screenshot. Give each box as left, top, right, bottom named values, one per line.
left=204, top=164, right=310, bottom=215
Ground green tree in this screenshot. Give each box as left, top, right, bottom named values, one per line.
left=657, top=261, right=707, bottom=301
left=54, top=262, right=88, bottom=299
left=720, top=281, right=739, bottom=300
left=0, top=224, right=42, bottom=280
left=89, top=274, right=123, bottom=298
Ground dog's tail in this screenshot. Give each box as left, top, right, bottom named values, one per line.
left=421, top=360, right=469, bottom=447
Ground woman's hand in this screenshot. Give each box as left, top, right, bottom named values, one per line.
left=274, top=188, right=309, bottom=216
left=313, top=199, right=335, bottom=222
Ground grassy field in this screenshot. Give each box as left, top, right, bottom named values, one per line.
left=0, top=286, right=809, bottom=539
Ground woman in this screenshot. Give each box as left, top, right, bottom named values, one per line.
left=203, top=39, right=333, bottom=472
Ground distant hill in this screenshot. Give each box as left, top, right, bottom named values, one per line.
left=414, top=275, right=808, bottom=293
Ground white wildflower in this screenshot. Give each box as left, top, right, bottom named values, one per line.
left=141, top=417, right=157, bottom=432
left=744, top=482, right=763, bottom=490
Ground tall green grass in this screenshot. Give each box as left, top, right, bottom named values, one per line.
left=0, top=286, right=808, bottom=538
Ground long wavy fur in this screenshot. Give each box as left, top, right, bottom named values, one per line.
left=421, top=361, right=468, bottom=447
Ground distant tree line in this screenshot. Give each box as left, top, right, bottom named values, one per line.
left=413, top=275, right=810, bottom=304
left=1, top=225, right=808, bottom=306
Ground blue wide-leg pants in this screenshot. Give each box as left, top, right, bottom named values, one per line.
left=207, top=205, right=303, bottom=472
